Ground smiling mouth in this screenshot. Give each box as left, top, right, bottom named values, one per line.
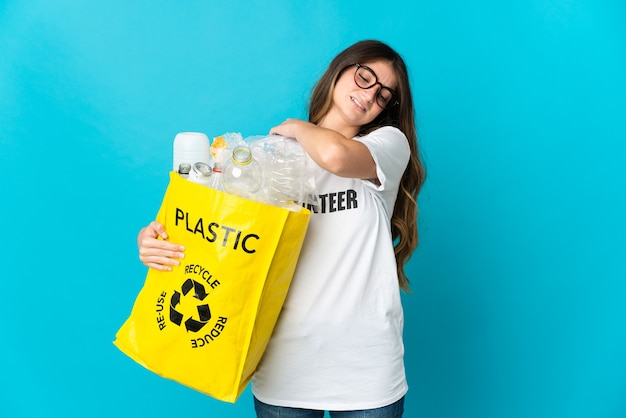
left=351, top=96, right=367, bottom=112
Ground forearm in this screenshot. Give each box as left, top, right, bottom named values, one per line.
left=292, top=123, right=349, bottom=167
left=270, top=119, right=376, bottom=179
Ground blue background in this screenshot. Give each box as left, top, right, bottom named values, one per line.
left=1, top=1, right=625, bottom=417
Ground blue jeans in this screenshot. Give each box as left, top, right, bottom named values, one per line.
left=254, top=396, right=404, bottom=418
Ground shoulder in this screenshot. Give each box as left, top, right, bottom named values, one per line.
left=356, top=126, right=409, bottom=153
left=362, top=125, right=405, bottom=138
left=355, top=126, right=410, bottom=191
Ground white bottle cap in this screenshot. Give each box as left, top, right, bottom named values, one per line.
left=173, top=132, right=211, bottom=170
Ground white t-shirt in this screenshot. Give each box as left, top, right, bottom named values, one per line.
left=252, top=126, right=411, bottom=411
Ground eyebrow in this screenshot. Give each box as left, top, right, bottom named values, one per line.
left=362, top=64, right=396, bottom=92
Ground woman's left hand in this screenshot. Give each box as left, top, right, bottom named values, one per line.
left=268, top=118, right=377, bottom=180
left=269, top=118, right=312, bottom=139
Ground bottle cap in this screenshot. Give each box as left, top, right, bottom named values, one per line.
left=212, top=162, right=224, bottom=173
left=192, top=162, right=213, bottom=178
left=178, top=163, right=191, bottom=174
left=231, top=146, right=252, bottom=165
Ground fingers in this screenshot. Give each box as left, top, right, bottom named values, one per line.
left=137, top=221, right=185, bottom=271
left=140, top=256, right=181, bottom=271
left=138, top=243, right=185, bottom=271
left=143, top=221, right=168, bottom=240
left=269, top=118, right=297, bottom=137
left=269, top=125, right=281, bottom=136
left=138, top=240, right=185, bottom=260
left=138, top=230, right=185, bottom=252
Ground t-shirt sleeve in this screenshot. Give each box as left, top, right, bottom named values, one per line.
left=355, top=126, right=411, bottom=192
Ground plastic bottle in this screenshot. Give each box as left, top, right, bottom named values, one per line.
left=173, top=132, right=211, bottom=171
left=209, top=162, right=225, bottom=192
left=187, top=162, right=213, bottom=187
left=265, top=137, right=306, bottom=210
left=222, top=145, right=263, bottom=199
left=178, top=163, right=191, bottom=179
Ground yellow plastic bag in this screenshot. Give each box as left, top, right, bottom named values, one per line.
left=114, top=172, right=310, bottom=402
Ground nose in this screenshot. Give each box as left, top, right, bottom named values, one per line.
left=362, top=84, right=381, bottom=103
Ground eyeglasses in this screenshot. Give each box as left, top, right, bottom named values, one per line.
left=354, top=63, right=399, bottom=109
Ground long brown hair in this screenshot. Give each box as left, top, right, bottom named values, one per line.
left=308, top=40, right=426, bottom=291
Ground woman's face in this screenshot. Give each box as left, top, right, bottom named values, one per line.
left=329, top=59, right=398, bottom=129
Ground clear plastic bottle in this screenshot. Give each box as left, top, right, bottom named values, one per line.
left=222, top=145, right=263, bottom=199
left=188, top=162, right=213, bottom=187
left=265, top=137, right=307, bottom=210
left=209, top=162, right=225, bottom=192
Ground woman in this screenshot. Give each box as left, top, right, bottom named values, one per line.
left=138, top=40, right=426, bottom=417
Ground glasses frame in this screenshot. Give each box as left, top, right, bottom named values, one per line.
left=353, top=63, right=399, bottom=110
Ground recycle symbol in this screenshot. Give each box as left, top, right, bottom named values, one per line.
left=170, top=278, right=212, bottom=332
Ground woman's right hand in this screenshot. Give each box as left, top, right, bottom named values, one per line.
left=137, top=221, right=185, bottom=271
